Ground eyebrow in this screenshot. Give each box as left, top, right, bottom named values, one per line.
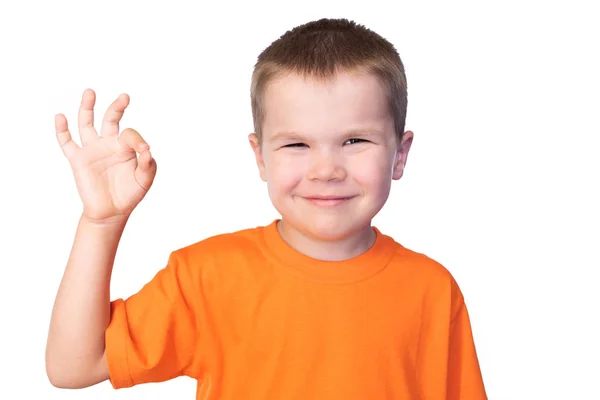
left=269, top=129, right=384, bottom=142
left=268, top=131, right=304, bottom=142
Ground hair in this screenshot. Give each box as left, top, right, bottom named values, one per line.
left=250, top=18, right=408, bottom=144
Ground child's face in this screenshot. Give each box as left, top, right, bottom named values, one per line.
left=249, top=70, right=412, bottom=241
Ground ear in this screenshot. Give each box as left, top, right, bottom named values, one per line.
left=392, top=130, right=414, bottom=180
left=248, top=133, right=267, bottom=182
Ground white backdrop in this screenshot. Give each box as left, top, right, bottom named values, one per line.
left=1, top=0, right=599, bottom=398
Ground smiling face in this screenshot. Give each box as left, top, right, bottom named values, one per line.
left=249, top=70, right=413, bottom=243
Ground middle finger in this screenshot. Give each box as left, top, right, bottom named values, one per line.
left=100, top=93, right=130, bottom=138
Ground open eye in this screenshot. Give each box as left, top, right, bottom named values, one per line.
left=344, top=138, right=368, bottom=145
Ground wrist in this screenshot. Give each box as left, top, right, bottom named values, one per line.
left=80, top=213, right=129, bottom=229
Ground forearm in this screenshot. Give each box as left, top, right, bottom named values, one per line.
left=46, top=214, right=128, bottom=388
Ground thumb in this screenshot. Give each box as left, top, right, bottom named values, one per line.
left=119, top=127, right=156, bottom=191
left=118, top=127, right=149, bottom=153
left=135, top=149, right=157, bottom=191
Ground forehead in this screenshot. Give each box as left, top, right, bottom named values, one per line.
left=262, top=71, right=393, bottom=139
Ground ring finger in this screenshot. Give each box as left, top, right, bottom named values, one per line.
left=77, top=88, right=99, bottom=146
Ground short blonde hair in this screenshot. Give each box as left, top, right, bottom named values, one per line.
left=250, top=18, right=408, bottom=144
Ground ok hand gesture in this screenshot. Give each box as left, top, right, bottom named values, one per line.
left=55, top=89, right=157, bottom=224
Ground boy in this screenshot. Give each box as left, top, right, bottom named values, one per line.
left=46, top=18, right=487, bottom=399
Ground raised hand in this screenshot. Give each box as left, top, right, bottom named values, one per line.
left=55, top=89, right=157, bottom=224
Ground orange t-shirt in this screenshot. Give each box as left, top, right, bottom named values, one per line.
left=105, top=220, right=487, bottom=399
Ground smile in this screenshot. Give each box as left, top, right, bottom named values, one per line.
left=302, top=196, right=355, bottom=207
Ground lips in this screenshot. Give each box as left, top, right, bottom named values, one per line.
left=306, top=195, right=351, bottom=200
left=302, top=195, right=355, bottom=207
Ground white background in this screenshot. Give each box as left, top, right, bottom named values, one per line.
left=1, top=0, right=598, bottom=398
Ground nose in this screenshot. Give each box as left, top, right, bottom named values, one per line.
left=307, top=150, right=347, bottom=182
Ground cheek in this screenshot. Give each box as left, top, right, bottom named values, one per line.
left=351, top=151, right=394, bottom=190
left=265, top=153, right=305, bottom=193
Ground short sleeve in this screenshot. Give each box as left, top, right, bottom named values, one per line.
left=105, top=251, right=202, bottom=388
left=447, top=301, right=487, bottom=399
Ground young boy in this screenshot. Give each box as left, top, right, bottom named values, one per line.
left=46, top=18, right=487, bottom=399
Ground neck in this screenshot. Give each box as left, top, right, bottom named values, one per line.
left=276, top=219, right=376, bottom=261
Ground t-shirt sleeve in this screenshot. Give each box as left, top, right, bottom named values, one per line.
left=446, top=298, right=487, bottom=399
left=105, top=250, right=203, bottom=389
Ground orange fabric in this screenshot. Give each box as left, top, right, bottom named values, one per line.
left=105, top=220, right=486, bottom=399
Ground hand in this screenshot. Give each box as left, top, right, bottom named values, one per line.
left=55, top=89, right=157, bottom=224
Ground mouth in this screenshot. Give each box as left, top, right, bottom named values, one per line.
left=302, top=195, right=356, bottom=207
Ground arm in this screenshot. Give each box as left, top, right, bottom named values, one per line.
left=447, top=301, right=487, bottom=399
left=45, top=215, right=126, bottom=388
left=45, top=88, right=156, bottom=388
left=417, top=273, right=487, bottom=399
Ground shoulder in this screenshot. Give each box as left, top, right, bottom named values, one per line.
left=383, top=233, right=465, bottom=310
left=176, top=225, right=264, bottom=260
left=388, top=237, right=455, bottom=282
left=162, top=224, right=270, bottom=287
